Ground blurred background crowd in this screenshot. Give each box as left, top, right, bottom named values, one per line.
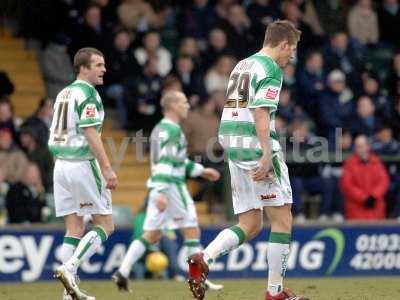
left=1, top=0, right=400, bottom=226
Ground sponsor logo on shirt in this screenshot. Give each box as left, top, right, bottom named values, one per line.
left=265, top=87, right=279, bottom=100
left=85, top=105, right=96, bottom=118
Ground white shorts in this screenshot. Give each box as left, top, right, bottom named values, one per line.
left=229, top=151, right=292, bottom=215
left=53, top=159, right=112, bottom=217
left=143, top=184, right=198, bottom=231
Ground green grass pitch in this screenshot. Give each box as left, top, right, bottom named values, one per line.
left=1, top=277, right=399, bottom=300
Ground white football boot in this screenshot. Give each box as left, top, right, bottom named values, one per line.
left=54, top=265, right=95, bottom=300
left=204, top=279, right=224, bottom=291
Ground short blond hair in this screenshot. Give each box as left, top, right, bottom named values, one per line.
left=264, top=20, right=301, bottom=47
left=160, top=90, right=185, bottom=111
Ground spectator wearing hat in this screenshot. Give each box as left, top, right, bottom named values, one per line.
left=340, top=135, right=389, bottom=220
left=318, top=69, right=353, bottom=151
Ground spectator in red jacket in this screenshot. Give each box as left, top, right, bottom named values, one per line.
left=340, top=135, right=389, bottom=220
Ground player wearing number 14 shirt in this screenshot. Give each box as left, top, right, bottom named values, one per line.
left=188, top=21, right=308, bottom=300
left=49, top=47, right=118, bottom=300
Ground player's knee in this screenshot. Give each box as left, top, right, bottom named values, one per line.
left=143, top=231, right=162, bottom=244
left=240, top=222, right=262, bottom=240
left=67, top=223, right=85, bottom=238
left=271, top=214, right=292, bottom=232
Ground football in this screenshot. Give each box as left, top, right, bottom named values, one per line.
left=145, top=251, right=169, bottom=274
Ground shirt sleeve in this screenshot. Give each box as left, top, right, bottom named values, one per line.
left=185, top=159, right=204, bottom=178
left=74, top=88, right=102, bottom=128
left=248, top=76, right=281, bottom=110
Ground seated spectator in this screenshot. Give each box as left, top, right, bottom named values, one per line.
left=5, top=163, right=46, bottom=223
left=360, top=75, right=392, bottom=120
left=0, top=167, right=10, bottom=221
left=69, top=4, right=112, bottom=56
left=288, top=120, right=341, bottom=222
left=0, top=100, right=19, bottom=141
left=350, top=96, right=377, bottom=137
left=203, top=28, right=234, bottom=71
left=182, top=96, right=221, bottom=159
left=371, top=126, right=400, bottom=155
left=314, top=0, right=347, bottom=34
left=339, top=130, right=354, bottom=153
left=247, top=0, right=280, bottom=46
left=385, top=52, right=400, bottom=99
left=134, top=31, right=172, bottom=76
left=125, top=57, right=163, bottom=133
left=0, top=71, right=15, bottom=99
left=216, top=4, right=255, bottom=59
left=117, top=0, right=157, bottom=32
left=162, top=75, right=183, bottom=94
left=19, top=126, right=54, bottom=192
left=105, top=29, right=140, bottom=128
left=323, top=32, right=364, bottom=89
left=318, top=70, right=353, bottom=151
left=347, top=0, right=379, bottom=46
left=283, top=63, right=297, bottom=93
left=39, top=35, right=74, bottom=99
left=178, top=37, right=202, bottom=68
left=215, top=0, right=236, bottom=21
left=204, top=55, right=236, bottom=94
left=172, top=55, right=205, bottom=100
left=22, top=97, right=53, bottom=147
left=283, top=1, right=323, bottom=62
left=277, top=88, right=306, bottom=123
left=340, top=135, right=389, bottom=220
left=390, top=98, right=400, bottom=140
left=0, top=127, right=28, bottom=184
left=377, top=0, right=400, bottom=48
left=296, top=51, right=325, bottom=116
left=182, top=0, right=218, bottom=43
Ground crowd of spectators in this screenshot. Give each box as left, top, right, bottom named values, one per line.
left=1, top=0, right=400, bottom=223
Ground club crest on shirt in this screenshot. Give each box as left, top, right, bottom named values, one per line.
left=265, top=87, right=279, bottom=100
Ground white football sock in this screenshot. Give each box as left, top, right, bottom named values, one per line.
left=203, top=225, right=246, bottom=265
left=267, top=232, right=291, bottom=296
left=118, top=238, right=150, bottom=278
left=65, top=226, right=107, bottom=274
left=185, top=239, right=202, bottom=257
left=60, top=236, right=80, bottom=274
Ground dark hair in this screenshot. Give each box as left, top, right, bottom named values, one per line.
left=263, top=20, right=301, bottom=47
left=73, top=47, right=104, bottom=74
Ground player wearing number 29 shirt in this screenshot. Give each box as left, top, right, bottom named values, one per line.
left=187, top=21, right=308, bottom=300
left=49, top=47, right=117, bottom=300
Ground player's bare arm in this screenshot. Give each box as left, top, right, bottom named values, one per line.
left=201, top=168, right=220, bottom=181
left=84, top=126, right=118, bottom=189
left=253, top=107, right=271, bottom=181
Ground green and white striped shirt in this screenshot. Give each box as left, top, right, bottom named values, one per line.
left=218, top=54, right=283, bottom=169
left=147, top=118, right=204, bottom=192
left=48, top=79, right=104, bottom=160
